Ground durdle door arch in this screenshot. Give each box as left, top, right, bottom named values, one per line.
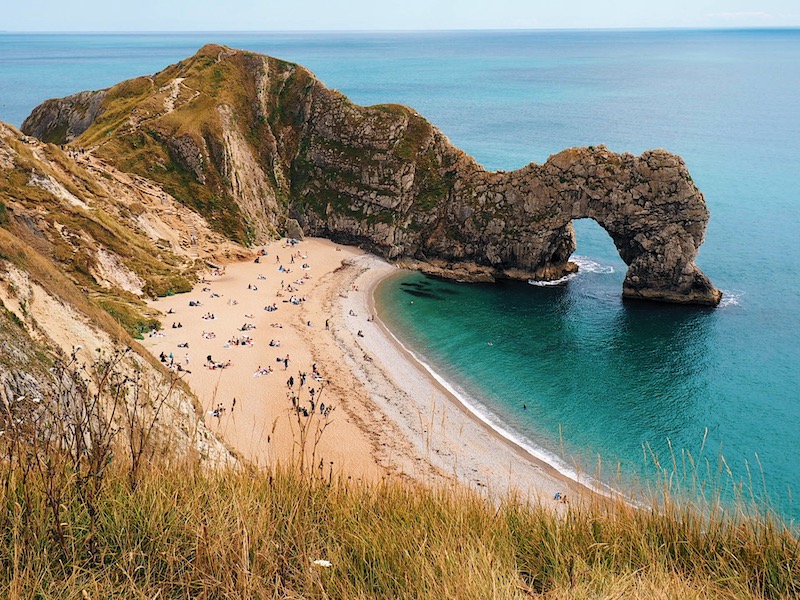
left=18, top=46, right=719, bottom=305
left=478, top=146, right=723, bottom=306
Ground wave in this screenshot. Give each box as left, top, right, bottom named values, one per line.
left=378, top=321, right=618, bottom=500
left=718, top=291, right=742, bottom=308
left=528, top=255, right=615, bottom=287
left=570, top=255, right=616, bottom=274
left=528, top=273, right=576, bottom=287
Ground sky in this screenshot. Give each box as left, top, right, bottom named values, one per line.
left=2, top=0, right=798, bottom=31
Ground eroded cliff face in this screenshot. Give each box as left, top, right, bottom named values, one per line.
left=21, top=44, right=721, bottom=305
left=0, top=122, right=237, bottom=465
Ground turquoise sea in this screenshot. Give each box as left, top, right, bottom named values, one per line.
left=2, top=30, right=799, bottom=518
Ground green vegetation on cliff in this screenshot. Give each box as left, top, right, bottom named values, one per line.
left=74, top=49, right=256, bottom=244
left=0, top=128, right=197, bottom=339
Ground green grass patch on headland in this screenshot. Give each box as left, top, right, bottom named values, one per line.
left=94, top=293, right=161, bottom=340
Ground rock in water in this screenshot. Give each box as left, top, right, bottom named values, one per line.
left=21, top=44, right=721, bottom=306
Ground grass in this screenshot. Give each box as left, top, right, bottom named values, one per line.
left=0, top=351, right=798, bottom=599
left=1, top=453, right=798, bottom=598
left=0, top=353, right=797, bottom=600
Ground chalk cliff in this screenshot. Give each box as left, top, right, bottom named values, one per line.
left=22, top=44, right=721, bottom=305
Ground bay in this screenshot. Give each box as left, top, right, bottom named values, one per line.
left=2, top=29, right=799, bottom=519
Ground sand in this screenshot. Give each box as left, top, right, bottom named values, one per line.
left=143, top=238, right=591, bottom=503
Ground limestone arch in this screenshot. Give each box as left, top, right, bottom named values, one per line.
left=516, top=147, right=721, bottom=305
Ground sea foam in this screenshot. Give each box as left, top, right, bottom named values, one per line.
left=528, top=255, right=615, bottom=287
left=718, top=291, right=742, bottom=308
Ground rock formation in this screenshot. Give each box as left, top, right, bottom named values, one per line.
left=21, top=44, right=721, bottom=305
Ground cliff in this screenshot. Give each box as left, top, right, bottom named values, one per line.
left=22, top=44, right=720, bottom=305
left=0, top=122, right=236, bottom=464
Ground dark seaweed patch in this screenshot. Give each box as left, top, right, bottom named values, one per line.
left=402, top=289, right=442, bottom=300
left=436, top=287, right=460, bottom=296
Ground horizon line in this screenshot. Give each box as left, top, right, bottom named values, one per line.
left=2, top=25, right=799, bottom=35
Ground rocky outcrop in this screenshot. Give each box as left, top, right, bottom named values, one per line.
left=291, top=78, right=720, bottom=305
left=21, top=44, right=721, bottom=306
left=22, top=89, right=106, bottom=144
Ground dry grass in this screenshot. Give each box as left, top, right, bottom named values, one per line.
left=2, top=459, right=799, bottom=599
left=0, top=342, right=797, bottom=599
left=1, top=442, right=798, bottom=598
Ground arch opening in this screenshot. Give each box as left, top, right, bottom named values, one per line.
left=569, top=218, right=628, bottom=275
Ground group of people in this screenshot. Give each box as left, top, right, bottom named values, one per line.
left=153, top=240, right=345, bottom=434
left=225, top=335, right=253, bottom=347
left=253, top=365, right=274, bottom=377
left=206, top=355, right=232, bottom=370
left=159, top=350, right=191, bottom=374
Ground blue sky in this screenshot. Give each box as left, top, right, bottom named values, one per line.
left=3, top=0, right=798, bottom=31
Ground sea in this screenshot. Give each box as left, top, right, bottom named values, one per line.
left=2, top=29, right=799, bottom=519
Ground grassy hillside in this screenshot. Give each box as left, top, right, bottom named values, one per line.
left=0, top=125, right=211, bottom=338
left=1, top=452, right=797, bottom=599
left=72, top=44, right=302, bottom=245
left=22, top=45, right=465, bottom=253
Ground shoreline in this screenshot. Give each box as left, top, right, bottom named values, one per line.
left=368, top=275, right=617, bottom=499
left=142, top=238, right=610, bottom=505
left=330, top=252, right=608, bottom=504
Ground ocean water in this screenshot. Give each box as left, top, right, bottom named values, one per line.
left=2, top=30, right=799, bottom=518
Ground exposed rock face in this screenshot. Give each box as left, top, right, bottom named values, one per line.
left=21, top=44, right=721, bottom=306
left=22, top=90, right=106, bottom=144
left=285, top=218, right=304, bottom=240
left=292, top=90, right=720, bottom=305
left=0, top=122, right=236, bottom=466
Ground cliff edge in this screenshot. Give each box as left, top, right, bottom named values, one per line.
left=22, top=44, right=721, bottom=305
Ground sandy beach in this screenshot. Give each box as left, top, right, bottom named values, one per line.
left=143, top=237, right=590, bottom=503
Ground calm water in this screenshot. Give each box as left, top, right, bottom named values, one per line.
left=2, top=30, right=799, bottom=518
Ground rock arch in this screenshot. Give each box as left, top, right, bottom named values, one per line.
left=509, top=146, right=722, bottom=305
left=18, top=46, right=720, bottom=306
